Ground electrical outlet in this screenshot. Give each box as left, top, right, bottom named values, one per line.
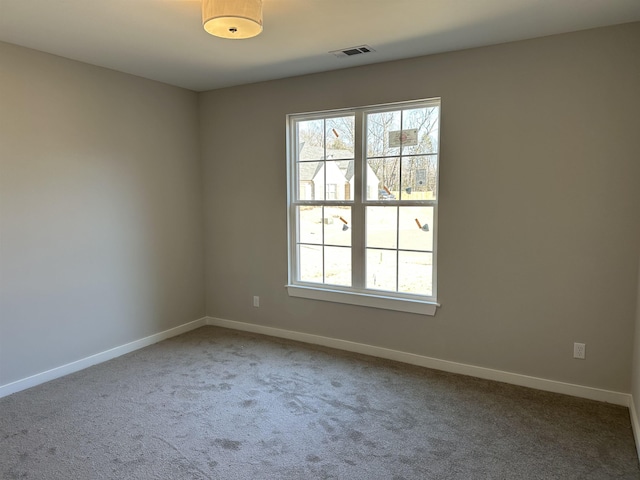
left=573, top=342, right=586, bottom=359
left=253, top=296, right=259, bottom=307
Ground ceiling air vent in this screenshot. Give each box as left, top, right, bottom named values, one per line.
left=330, top=45, right=375, bottom=58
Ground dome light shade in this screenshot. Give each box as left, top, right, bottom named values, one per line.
left=202, top=0, right=263, bottom=39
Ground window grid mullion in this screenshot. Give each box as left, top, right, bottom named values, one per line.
left=396, top=110, right=404, bottom=292
left=323, top=119, right=327, bottom=202
left=322, top=120, right=326, bottom=282
left=352, top=111, right=365, bottom=289
left=367, top=153, right=438, bottom=161
left=367, top=246, right=433, bottom=255
left=395, top=206, right=400, bottom=292
left=399, top=107, right=403, bottom=203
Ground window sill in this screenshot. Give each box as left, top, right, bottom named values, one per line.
left=286, top=285, right=438, bottom=316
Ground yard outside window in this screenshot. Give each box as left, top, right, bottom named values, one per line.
left=286, top=99, right=441, bottom=315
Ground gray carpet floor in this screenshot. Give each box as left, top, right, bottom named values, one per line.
left=1, top=326, right=638, bottom=479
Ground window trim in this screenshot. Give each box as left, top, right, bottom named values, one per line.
left=286, top=285, right=438, bottom=316
left=286, top=98, right=441, bottom=316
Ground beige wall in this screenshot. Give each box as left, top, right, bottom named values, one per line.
left=632, top=256, right=640, bottom=414
left=1, top=23, right=639, bottom=395
left=201, top=23, right=640, bottom=393
left=0, top=42, right=205, bottom=386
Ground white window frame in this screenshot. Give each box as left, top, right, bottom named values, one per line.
left=286, top=99, right=440, bottom=316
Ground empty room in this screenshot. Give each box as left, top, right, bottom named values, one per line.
left=1, top=1, right=640, bottom=478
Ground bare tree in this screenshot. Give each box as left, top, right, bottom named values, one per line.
left=366, top=107, right=439, bottom=198
left=297, top=107, right=439, bottom=198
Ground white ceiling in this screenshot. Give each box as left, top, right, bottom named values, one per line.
left=1, top=0, right=639, bottom=92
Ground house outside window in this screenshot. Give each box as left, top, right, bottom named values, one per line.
left=286, top=99, right=440, bottom=315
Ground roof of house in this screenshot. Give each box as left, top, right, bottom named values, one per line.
left=298, top=143, right=355, bottom=181
left=299, top=144, right=353, bottom=162
left=298, top=143, right=382, bottom=183
left=298, top=162, right=323, bottom=182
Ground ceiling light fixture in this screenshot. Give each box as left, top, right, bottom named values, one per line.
left=202, top=0, right=263, bottom=39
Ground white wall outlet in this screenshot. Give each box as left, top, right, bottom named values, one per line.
left=573, top=342, right=586, bottom=359
left=253, top=296, right=259, bottom=307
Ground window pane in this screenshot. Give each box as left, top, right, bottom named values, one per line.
left=298, top=119, right=325, bottom=160
left=326, top=116, right=355, bottom=159
left=400, top=156, right=438, bottom=200
left=338, top=160, right=355, bottom=201
left=323, top=160, right=353, bottom=201
left=298, top=206, right=323, bottom=244
left=299, top=244, right=322, bottom=283
left=367, top=206, right=397, bottom=249
left=366, top=249, right=397, bottom=292
left=401, top=107, right=440, bottom=155
left=298, top=161, right=324, bottom=201
left=398, top=251, right=432, bottom=296
left=325, top=246, right=351, bottom=287
left=366, top=157, right=399, bottom=200
left=398, top=206, right=433, bottom=252
left=324, top=206, right=351, bottom=247
left=366, top=111, right=401, bottom=157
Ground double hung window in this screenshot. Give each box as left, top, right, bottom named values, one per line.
left=286, top=99, right=441, bottom=315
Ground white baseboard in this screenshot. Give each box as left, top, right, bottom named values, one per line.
left=206, top=316, right=631, bottom=407
left=2, top=315, right=631, bottom=410
left=630, top=396, right=640, bottom=462
left=0, top=317, right=208, bottom=399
